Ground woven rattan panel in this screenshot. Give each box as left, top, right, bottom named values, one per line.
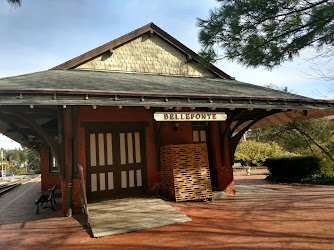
left=160, top=145, right=175, bottom=198
left=160, top=143, right=213, bottom=202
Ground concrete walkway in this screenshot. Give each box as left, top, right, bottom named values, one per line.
left=1, top=171, right=334, bottom=249
left=88, top=197, right=191, bottom=237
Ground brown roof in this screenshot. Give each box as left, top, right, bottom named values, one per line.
left=50, top=23, right=233, bottom=80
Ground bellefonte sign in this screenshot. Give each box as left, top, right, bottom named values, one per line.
left=154, top=112, right=227, bottom=121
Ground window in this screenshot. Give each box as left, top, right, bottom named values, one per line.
left=192, top=122, right=209, bottom=143
left=191, top=121, right=208, bottom=127
left=49, top=149, right=58, bottom=174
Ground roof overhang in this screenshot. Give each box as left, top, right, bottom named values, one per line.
left=0, top=70, right=333, bottom=150
left=0, top=86, right=332, bottom=110
left=0, top=88, right=333, bottom=127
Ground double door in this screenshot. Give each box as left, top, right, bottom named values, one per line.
left=86, top=127, right=147, bottom=200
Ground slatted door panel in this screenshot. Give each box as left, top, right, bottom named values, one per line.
left=87, top=130, right=116, bottom=199
left=118, top=130, right=146, bottom=193
left=86, top=127, right=147, bottom=200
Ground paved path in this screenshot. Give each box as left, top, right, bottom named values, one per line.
left=0, top=172, right=334, bottom=249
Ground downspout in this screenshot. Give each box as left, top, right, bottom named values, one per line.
left=66, top=107, right=74, bottom=217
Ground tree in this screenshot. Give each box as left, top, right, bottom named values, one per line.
left=197, top=0, right=334, bottom=69
left=3, top=148, right=27, bottom=166
left=27, top=150, right=40, bottom=171
left=251, top=118, right=334, bottom=174
left=235, top=140, right=282, bottom=167
left=7, top=0, right=21, bottom=7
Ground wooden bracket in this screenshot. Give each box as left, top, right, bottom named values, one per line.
left=184, top=55, right=192, bottom=63
left=11, top=113, right=61, bottom=168
left=148, top=29, right=154, bottom=38
left=108, top=49, right=113, bottom=57
left=228, top=110, right=282, bottom=163
left=220, top=109, right=246, bottom=165
left=220, top=109, right=282, bottom=166
left=1, top=106, right=65, bottom=179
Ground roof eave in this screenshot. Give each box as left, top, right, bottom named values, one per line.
left=0, top=88, right=333, bottom=111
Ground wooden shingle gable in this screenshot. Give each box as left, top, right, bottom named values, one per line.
left=50, top=23, right=233, bottom=80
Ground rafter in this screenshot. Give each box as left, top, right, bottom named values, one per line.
left=1, top=109, right=62, bottom=169
left=220, top=109, right=247, bottom=165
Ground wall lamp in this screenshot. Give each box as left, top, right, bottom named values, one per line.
left=173, top=122, right=180, bottom=131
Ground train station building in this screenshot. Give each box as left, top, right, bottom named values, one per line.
left=0, top=23, right=333, bottom=216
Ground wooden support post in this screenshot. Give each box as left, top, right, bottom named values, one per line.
left=65, top=107, right=75, bottom=217
left=218, top=121, right=226, bottom=166
left=72, top=106, right=79, bottom=179
left=153, top=120, right=164, bottom=171
left=58, top=107, right=65, bottom=180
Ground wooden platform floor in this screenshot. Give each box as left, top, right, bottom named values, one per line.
left=1, top=174, right=334, bottom=249
left=87, top=197, right=192, bottom=238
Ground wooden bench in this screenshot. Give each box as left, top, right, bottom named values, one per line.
left=35, top=185, right=57, bottom=214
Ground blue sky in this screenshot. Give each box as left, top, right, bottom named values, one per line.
left=0, top=0, right=333, bottom=148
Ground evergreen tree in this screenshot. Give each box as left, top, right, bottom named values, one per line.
left=27, top=150, right=40, bottom=171
left=7, top=0, right=21, bottom=7
left=198, top=0, right=334, bottom=69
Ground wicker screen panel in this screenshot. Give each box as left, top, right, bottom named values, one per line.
left=160, top=143, right=212, bottom=202
left=160, top=145, right=175, bottom=198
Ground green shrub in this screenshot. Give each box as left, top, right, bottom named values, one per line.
left=34, top=170, right=41, bottom=174
left=309, top=148, right=334, bottom=175
left=14, top=168, right=28, bottom=175
left=266, top=173, right=334, bottom=185
left=266, top=155, right=319, bottom=177
left=301, top=173, right=334, bottom=185
left=235, top=141, right=282, bottom=167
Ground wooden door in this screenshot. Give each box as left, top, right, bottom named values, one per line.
left=192, top=123, right=217, bottom=187
left=86, top=126, right=147, bottom=200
